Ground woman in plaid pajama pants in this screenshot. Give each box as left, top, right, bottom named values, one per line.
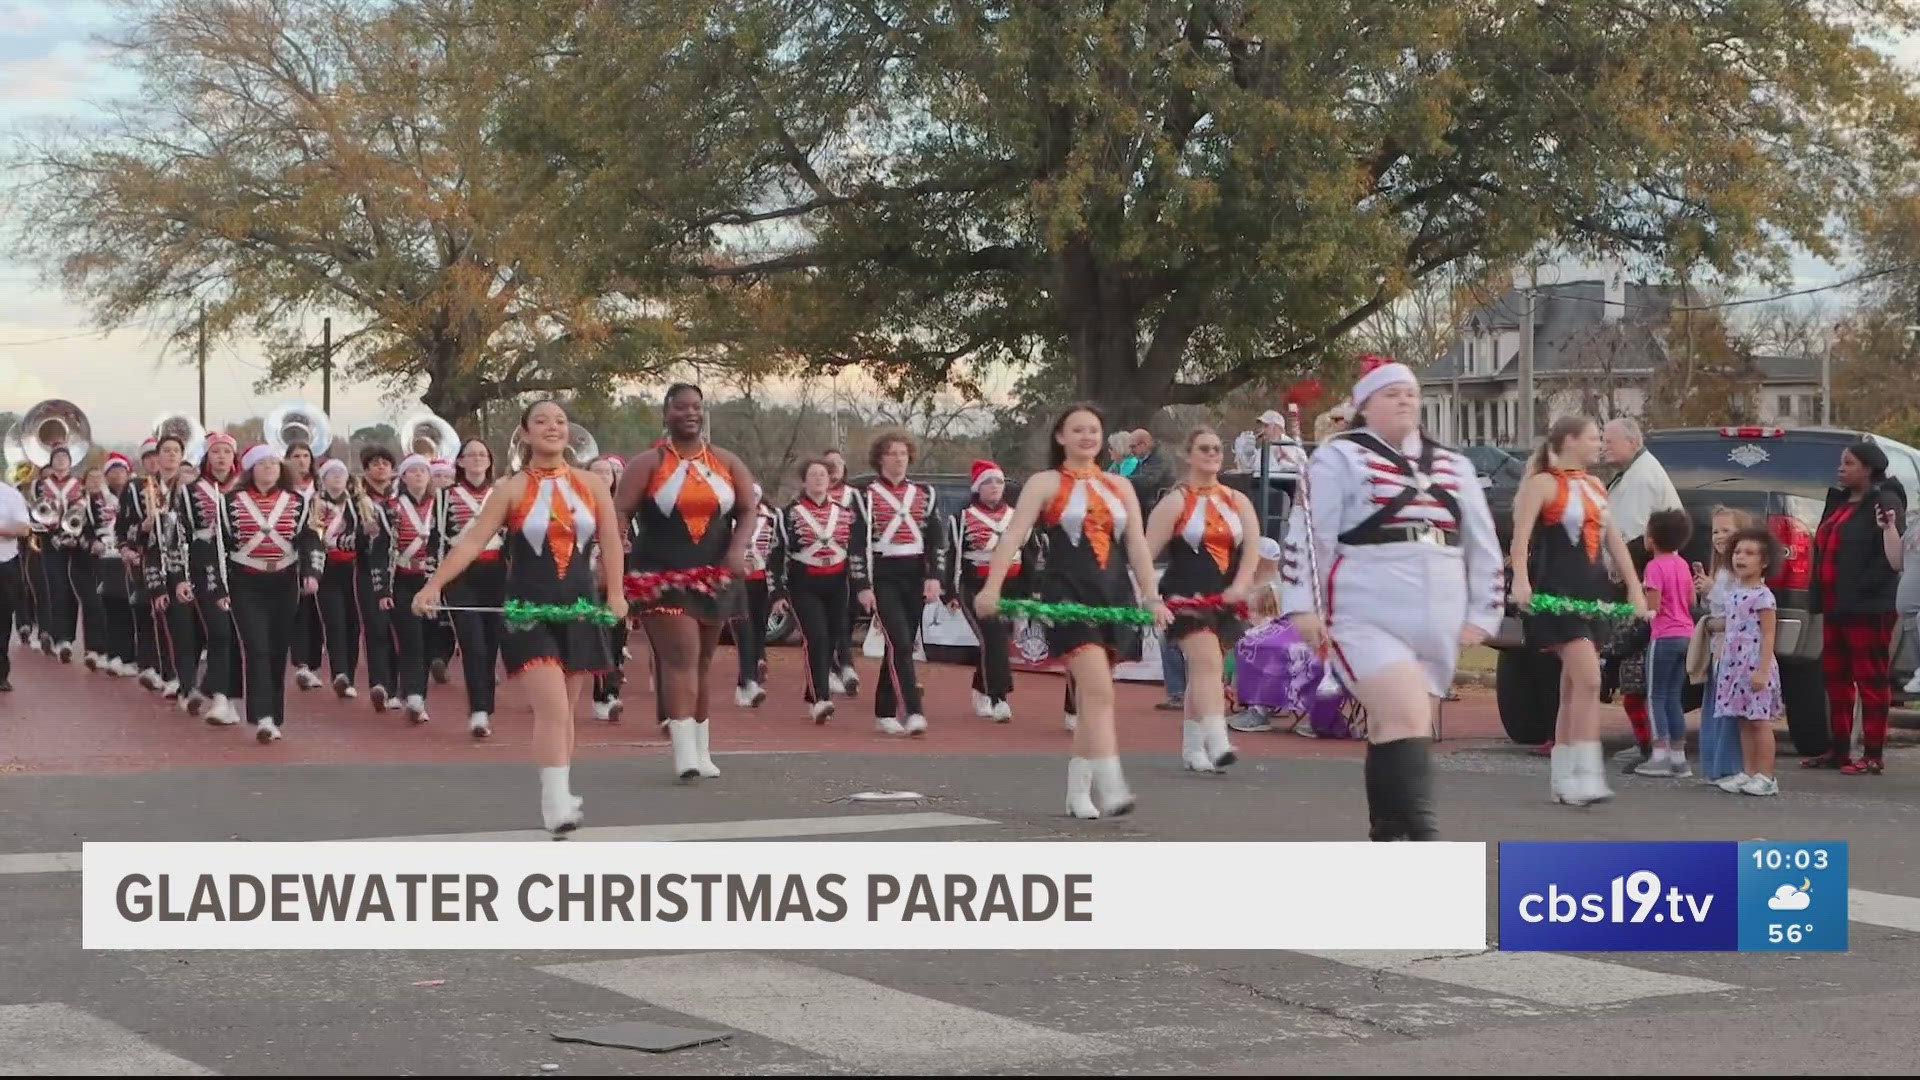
left=1807, top=440, right=1905, bottom=775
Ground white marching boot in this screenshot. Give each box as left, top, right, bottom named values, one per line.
left=539, top=766, right=582, bottom=834
left=693, top=721, right=722, bottom=778
left=666, top=719, right=701, bottom=779
left=469, top=711, right=491, bottom=738
left=1065, top=758, right=1100, bottom=819
left=1091, top=757, right=1136, bottom=817
left=1203, top=715, right=1238, bottom=770
left=1182, top=720, right=1218, bottom=773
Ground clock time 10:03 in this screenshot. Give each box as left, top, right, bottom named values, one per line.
left=1751, top=848, right=1831, bottom=872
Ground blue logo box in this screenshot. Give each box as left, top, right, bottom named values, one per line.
left=1498, top=842, right=1848, bottom=952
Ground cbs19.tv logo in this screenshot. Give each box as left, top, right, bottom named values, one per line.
left=1498, top=842, right=1738, bottom=951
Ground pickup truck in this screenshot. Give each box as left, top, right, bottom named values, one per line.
left=1485, top=426, right=1920, bottom=756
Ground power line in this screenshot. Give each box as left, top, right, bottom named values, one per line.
left=0, top=329, right=112, bottom=348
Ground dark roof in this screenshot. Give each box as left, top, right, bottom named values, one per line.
left=1422, top=279, right=1689, bottom=379
left=1751, top=354, right=1820, bottom=382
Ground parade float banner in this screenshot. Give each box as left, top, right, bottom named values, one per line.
left=84, top=841, right=1486, bottom=951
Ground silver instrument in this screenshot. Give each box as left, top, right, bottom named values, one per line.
left=507, top=422, right=598, bottom=471
left=264, top=402, right=333, bottom=458
left=61, top=499, right=89, bottom=538
left=1288, top=403, right=1345, bottom=703
left=397, top=411, right=460, bottom=462
left=15, top=399, right=91, bottom=468
left=150, top=411, right=209, bottom=466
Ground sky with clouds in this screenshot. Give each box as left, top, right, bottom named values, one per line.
left=0, top=1, right=1906, bottom=444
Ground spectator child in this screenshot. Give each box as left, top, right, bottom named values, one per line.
left=1634, top=509, right=1697, bottom=777
left=1715, top=527, right=1783, bottom=795
left=1691, top=507, right=1748, bottom=782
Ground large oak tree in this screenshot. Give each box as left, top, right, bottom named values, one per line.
left=505, top=0, right=1920, bottom=427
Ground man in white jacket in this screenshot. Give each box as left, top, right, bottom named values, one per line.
left=1602, top=417, right=1682, bottom=769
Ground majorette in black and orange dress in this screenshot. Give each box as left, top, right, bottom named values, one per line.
left=1035, top=467, right=1133, bottom=660
left=631, top=444, right=744, bottom=622
left=499, top=466, right=614, bottom=676
left=1158, top=482, right=1247, bottom=645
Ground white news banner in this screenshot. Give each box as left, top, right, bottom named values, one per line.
left=83, top=841, right=1487, bottom=951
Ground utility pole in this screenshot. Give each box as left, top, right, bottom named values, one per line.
left=1518, top=266, right=1537, bottom=443
left=321, top=317, right=333, bottom=416
left=1821, top=343, right=1832, bottom=427
left=197, top=305, right=207, bottom=426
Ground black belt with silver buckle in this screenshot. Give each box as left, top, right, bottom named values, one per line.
left=1350, top=524, right=1460, bottom=548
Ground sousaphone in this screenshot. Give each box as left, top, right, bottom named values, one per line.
left=264, top=402, right=334, bottom=458
left=397, top=411, right=461, bottom=462
left=150, top=411, right=209, bottom=466
left=507, top=422, right=599, bottom=471
left=16, top=399, right=91, bottom=468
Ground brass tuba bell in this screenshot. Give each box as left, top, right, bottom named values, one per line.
left=61, top=498, right=89, bottom=538
left=397, top=411, right=460, bottom=462
left=17, top=399, right=91, bottom=468
left=150, top=411, right=209, bottom=466
left=264, top=402, right=333, bottom=458
left=507, top=422, right=599, bottom=471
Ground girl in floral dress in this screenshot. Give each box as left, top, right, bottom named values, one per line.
left=1714, top=527, right=1784, bottom=797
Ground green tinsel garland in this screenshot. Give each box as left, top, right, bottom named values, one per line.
left=502, top=598, right=620, bottom=632
left=997, top=598, right=1157, bottom=627
left=1526, top=593, right=1638, bottom=618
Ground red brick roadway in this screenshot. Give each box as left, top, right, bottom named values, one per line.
left=0, top=643, right=1633, bottom=776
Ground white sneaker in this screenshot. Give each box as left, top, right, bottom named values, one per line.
left=904, top=713, right=928, bottom=736
left=342, top=684, right=358, bottom=700
left=991, top=699, right=1013, bottom=723
left=809, top=699, right=835, bottom=724
left=469, top=712, right=491, bottom=739
left=1667, top=754, right=1693, bottom=779
left=218, top=698, right=242, bottom=725
left=1741, top=773, right=1779, bottom=797
left=840, top=665, right=860, bottom=693
left=971, top=690, right=993, bottom=717
left=666, top=718, right=701, bottom=778
left=254, top=717, right=282, bottom=743
left=205, top=694, right=237, bottom=726
left=693, top=721, right=721, bottom=778
left=1065, top=758, right=1100, bottom=819
left=295, top=667, right=322, bottom=690
left=161, top=679, right=180, bottom=700
left=1716, top=772, right=1752, bottom=793
left=828, top=672, right=847, bottom=696
left=83, top=651, right=101, bottom=671
left=1633, top=748, right=1675, bottom=776
left=181, top=690, right=203, bottom=715
left=55, top=642, right=73, bottom=664
left=1905, top=671, right=1920, bottom=695
left=876, top=715, right=907, bottom=736
left=1064, top=711, right=1078, bottom=733
left=593, top=700, right=613, bottom=721
left=1181, top=720, right=1218, bottom=773
left=369, top=686, right=390, bottom=712
left=332, top=674, right=353, bottom=698
left=404, top=695, right=428, bottom=724
left=138, top=668, right=160, bottom=689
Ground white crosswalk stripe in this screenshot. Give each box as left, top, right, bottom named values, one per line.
left=1849, top=889, right=1920, bottom=933
left=543, top=954, right=1122, bottom=1072
left=0, top=1003, right=214, bottom=1076
left=1298, top=950, right=1736, bottom=1006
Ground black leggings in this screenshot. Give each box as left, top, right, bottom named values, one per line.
left=230, top=567, right=296, bottom=723
left=870, top=557, right=926, bottom=718
left=790, top=569, right=849, bottom=703
left=194, top=590, right=240, bottom=698
left=34, top=544, right=78, bottom=645
left=356, top=564, right=396, bottom=693
left=317, top=559, right=360, bottom=681
left=959, top=573, right=1013, bottom=701
left=447, top=559, right=504, bottom=713
left=391, top=572, right=432, bottom=699
left=736, top=577, right=771, bottom=687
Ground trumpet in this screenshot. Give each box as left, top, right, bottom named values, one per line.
left=349, top=475, right=382, bottom=536
left=61, top=499, right=89, bottom=538
left=30, top=497, right=59, bottom=529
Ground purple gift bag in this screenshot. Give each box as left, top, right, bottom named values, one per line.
left=1234, top=619, right=1365, bottom=739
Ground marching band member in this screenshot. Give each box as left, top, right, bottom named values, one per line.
left=29, top=446, right=83, bottom=662
left=974, top=403, right=1169, bottom=818
left=859, top=431, right=947, bottom=736
left=215, top=444, right=322, bottom=741
left=1145, top=428, right=1262, bottom=773
left=117, top=440, right=166, bottom=688
left=183, top=432, right=243, bottom=719
left=14, top=467, right=37, bottom=651
left=615, top=383, right=757, bottom=780
left=734, top=482, right=779, bottom=707
left=442, top=438, right=503, bottom=737
left=773, top=459, right=869, bottom=723
left=96, top=453, right=137, bottom=675
left=587, top=455, right=627, bottom=722
left=311, top=459, right=370, bottom=697
left=426, top=457, right=458, bottom=684
left=0, top=473, right=27, bottom=691
left=1511, top=414, right=1648, bottom=806
left=950, top=459, right=1030, bottom=722
left=284, top=441, right=326, bottom=691
left=415, top=399, right=625, bottom=834
left=141, top=435, right=199, bottom=698
left=74, top=465, right=110, bottom=671
left=1281, top=359, right=1505, bottom=840
left=388, top=454, right=442, bottom=723
left=356, top=446, right=400, bottom=710
left=822, top=447, right=861, bottom=695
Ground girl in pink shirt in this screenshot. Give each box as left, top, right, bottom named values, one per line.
left=1635, top=509, right=1698, bottom=777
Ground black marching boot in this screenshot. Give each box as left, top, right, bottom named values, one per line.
left=1363, top=742, right=1406, bottom=841
left=1383, top=737, right=1440, bottom=841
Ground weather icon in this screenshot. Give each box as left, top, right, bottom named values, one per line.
left=1768, top=880, right=1813, bottom=911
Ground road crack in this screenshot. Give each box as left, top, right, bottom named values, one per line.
left=1213, top=976, right=1420, bottom=1040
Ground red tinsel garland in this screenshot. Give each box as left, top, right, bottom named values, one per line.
left=623, top=565, right=735, bottom=604
left=1164, top=593, right=1249, bottom=618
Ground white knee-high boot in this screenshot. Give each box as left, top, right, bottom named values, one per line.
left=666, top=718, right=700, bottom=779
left=1203, top=715, right=1237, bottom=769
left=1181, top=720, right=1216, bottom=773
left=693, top=720, right=721, bottom=778
left=1550, top=744, right=1585, bottom=805
left=540, top=766, right=582, bottom=834
left=1091, top=757, right=1135, bottom=816
left=1065, top=758, right=1100, bottom=819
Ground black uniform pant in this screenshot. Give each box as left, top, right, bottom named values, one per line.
left=318, top=558, right=360, bottom=681
left=832, top=581, right=855, bottom=673
left=958, top=571, right=1014, bottom=702
left=391, top=572, right=432, bottom=699
left=790, top=568, right=848, bottom=703
left=97, top=558, right=135, bottom=665
left=446, top=558, right=504, bottom=714
left=158, top=592, right=199, bottom=687
left=356, top=564, right=396, bottom=693
left=0, top=558, right=19, bottom=682
left=230, top=566, right=297, bottom=723
left=736, top=576, right=771, bottom=687
left=130, top=568, right=160, bottom=673
left=19, top=549, right=39, bottom=637
left=194, top=590, right=240, bottom=699
left=291, top=592, right=324, bottom=672
left=35, top=544, right=79, bottom=645
left=871, top=557, right=927, bottom=718
left=72, top=552, right=105, bottom=658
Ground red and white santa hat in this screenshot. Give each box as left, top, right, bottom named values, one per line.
left=205, top=431, right=238, bottom=452
left=1347, top=353, right=1418, bottom=413
left=970, top=459, right=1004, bottom=493
left=430, top=458, right=455, bottom=477
left=240, top=443, right=279, bottom=473
left=138, top=438, right=159, bottom=457
left=399, top=453, right=431, bottom=477
left=104, top=452, right=132, bottom=472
